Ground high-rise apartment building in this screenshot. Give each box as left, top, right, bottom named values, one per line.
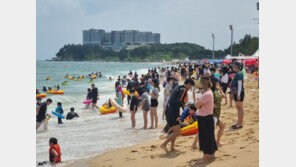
left=83, top=29, right=160, bottom=46
left=111, top=31, right=123, bottom=44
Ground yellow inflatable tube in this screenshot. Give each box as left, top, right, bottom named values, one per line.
left=100, top=105, right=116, bottom=114
left=180, top=121, right=198, bottom=136
left=46, top=90, right=55, bottom=94
left=123, top=89, right=138, bottom=96
left=52, top=90, right=64, bottom=95
left=36, top=94, right=46, bottom=98
left=109, top=98, right=127, bottom=113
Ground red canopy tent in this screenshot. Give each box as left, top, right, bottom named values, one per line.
left=244, top=58, right=259, bottom=66
left=221, top=59, right=232, bottom=64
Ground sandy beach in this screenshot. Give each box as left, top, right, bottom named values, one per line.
left=66, top=74, right=259, bottom=167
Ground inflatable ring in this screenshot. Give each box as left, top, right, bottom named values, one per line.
left=61, top=82, right=68, bottom=86
left=52, top=90, right=64, bottom=95
left=100, top=105, right=116, bottom=114
left=123, top=89, right=138, bottom=96
left=180, top=121, right=198, bottom=136
left=46, top=90, right=54, bottom=94
left=83, top=99, right=92, bottom=104
left=88, top=81, right=94, bottom=83
left=69, top=76, right=73, bottom=80
left=36, top=94, right=46, bottom=98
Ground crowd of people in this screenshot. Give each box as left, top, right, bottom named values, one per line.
left=36, top=59, right=257, bottom=165
left=158, top=60, right=250, bottom=164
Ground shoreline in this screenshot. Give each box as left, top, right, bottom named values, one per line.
left=36, top=62, right=169, bottom=165
left=66, top=74, right=259, bottom=167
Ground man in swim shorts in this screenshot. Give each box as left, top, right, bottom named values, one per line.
left=160, top=78, right=194, bottom=153
left=36, top=98, right=52, bottom=130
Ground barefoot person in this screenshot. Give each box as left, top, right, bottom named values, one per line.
left=130, top=90, right=138, bottom=128
left=160, top=78, right=194, bottom=153
left=36, top=98, right=52, bottom=131
left=141, top=90, right=150, bottom=129
left=230, top=62, right=245, bottom=129
left=149, top=79, right=159, bottom=129
left=213, top=86, right=226, bottom=146
left=193, top=76, right=217, bottom=164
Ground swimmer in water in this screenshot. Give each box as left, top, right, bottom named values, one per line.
left=109, top=77, right=113, bottom=81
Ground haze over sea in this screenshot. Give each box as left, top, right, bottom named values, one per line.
left=36, top=60, right=167, bottom=165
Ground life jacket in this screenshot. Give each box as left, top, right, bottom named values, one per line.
left=49, top=144, right=61, bottom=163
left=55, top=106, right=63, bottom=114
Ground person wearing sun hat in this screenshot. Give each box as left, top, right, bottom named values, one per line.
left=192, top=76, right=217, bottom=164
left=230, top=61, right=245, bottom=129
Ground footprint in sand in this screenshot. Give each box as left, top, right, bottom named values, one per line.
left=130, top=150, right=138, bottom=153
left=240, top=147, right=245, bottom=149
left=150, top=145, right=157, bottom=149
left=225, top=133, right=232, bottom=136
left=223, top=154, right=231, bottom=157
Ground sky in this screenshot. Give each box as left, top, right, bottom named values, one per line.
left=37, top=0, right=259, bottom=60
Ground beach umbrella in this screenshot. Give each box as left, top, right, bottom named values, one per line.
left=216, top=59, right=223, bottom=64
left=244, top=58, right=257, bottom=66
left=221, top=59, right=232, bottom=64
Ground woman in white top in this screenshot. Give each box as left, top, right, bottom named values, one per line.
left=220, top=67, right=229, bottom=105
left=163, top=77, right=173, bottom=119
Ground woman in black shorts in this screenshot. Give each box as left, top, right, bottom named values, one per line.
left=220, top=67, right=229, bottom=105
left=149, top=79, right=159, bottom=129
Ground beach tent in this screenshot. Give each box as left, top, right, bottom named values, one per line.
left=251, top=49, right=259, bottom=58
left=184, top=59, right=192, bottom=63
left=244, top=58, right=258, bottom=66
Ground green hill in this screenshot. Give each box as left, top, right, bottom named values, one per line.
left=52, top=34, right=258, bottom=61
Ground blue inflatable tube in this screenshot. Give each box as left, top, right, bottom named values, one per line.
left=52, top=111, right=65, bottom=119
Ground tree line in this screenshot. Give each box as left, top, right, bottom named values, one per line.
left=52, top=34, right=258, bottom=61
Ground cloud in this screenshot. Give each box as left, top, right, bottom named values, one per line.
left=37, top=0, right=259, bottom=59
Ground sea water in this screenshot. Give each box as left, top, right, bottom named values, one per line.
left=36, top=61, right=168, bottom=165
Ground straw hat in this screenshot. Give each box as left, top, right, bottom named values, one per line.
left=195, top=77, right=211, bottom=89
